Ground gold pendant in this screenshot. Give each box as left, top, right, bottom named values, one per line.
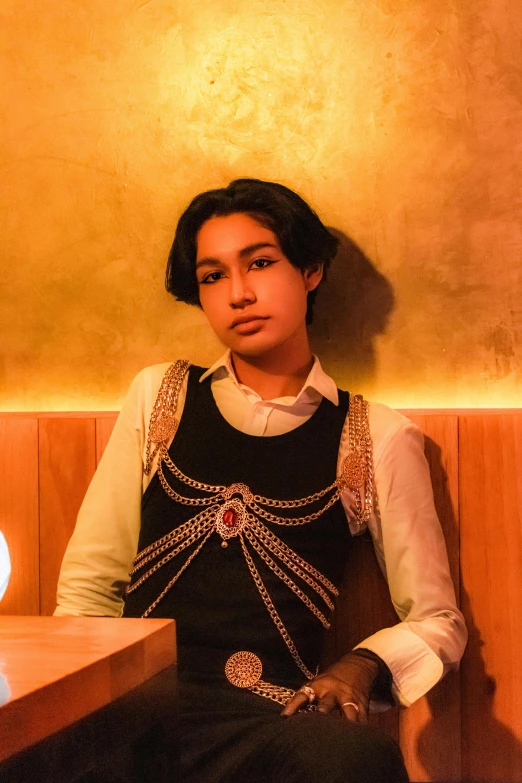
left=149, top=414, right=179, bottom=443
left=215, top=498, right=248, bottom=542
left=225, top=651, right=263, bottom=688
left=341, top=452, right=365, bottom=490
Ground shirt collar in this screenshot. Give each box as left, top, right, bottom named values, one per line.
left=199, top=350, right=339, bottom=406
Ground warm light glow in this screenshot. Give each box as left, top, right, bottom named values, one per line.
left=1, top=1, right=520, bottom=410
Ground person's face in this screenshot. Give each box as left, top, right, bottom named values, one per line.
left=195, top=213, right=322, bottom=357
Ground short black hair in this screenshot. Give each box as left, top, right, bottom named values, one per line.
left=165, top=178, right=339, bottom=324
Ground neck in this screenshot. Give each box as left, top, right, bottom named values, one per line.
left=230, top=335, right=314, bottom=400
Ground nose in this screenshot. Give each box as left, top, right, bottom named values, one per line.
left=229, top=270, right=256, bottom=308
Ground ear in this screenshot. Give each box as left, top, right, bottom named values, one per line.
left=303, top=263, right=324, bottom=292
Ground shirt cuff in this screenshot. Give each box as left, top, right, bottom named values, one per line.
left=355, top=624, right=444, bottom=707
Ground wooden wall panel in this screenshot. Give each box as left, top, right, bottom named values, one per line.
left=459, top=415, right=522, bottom=783
left=0, top=418, right=39, bottom=615
left=1, top=409, right=521, bottom=783
left=399, top=415, right=461, bottom=783
left=38, top=419, right=97, bottom=616
left=95, top=415, right=117, bottom=465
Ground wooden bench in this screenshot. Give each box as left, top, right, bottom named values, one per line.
left=1, top=410, right=521, bottom=782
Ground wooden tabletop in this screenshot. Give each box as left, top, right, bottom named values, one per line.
left=0, top=616, right=176, bottom=764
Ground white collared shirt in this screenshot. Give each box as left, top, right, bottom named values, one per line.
left=199, top=352, right=339, bottom=437
left=55, top=353, right=467, bottom=708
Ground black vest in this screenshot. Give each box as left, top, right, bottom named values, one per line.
left=124, top=366, right=353, bottom=688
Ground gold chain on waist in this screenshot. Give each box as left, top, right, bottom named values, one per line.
left=224, top=651, right=315, bottom=709
left=130, top=360, right=374, bottom=682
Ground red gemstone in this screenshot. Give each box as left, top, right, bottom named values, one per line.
left=223, top=509, right=238, bottom=528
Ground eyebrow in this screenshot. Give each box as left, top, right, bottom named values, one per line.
left=195, top=242, right=279, bottom=269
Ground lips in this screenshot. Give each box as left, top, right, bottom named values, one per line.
left=230, top=315, right=268, bottom=329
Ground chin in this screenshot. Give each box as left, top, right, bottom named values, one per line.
left=228, top=335, right=289, bottom=358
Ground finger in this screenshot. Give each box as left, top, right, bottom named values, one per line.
left=281, top=691, right=310, bottom=717
left=340, top=700, right=361, bottom=723
left=316, top=694, right=337, bottom=714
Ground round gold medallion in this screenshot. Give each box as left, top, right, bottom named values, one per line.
left=149, top=414, right=178, bottom=443
left=225, top=651, right=263, bottom=688
left=341, top=453, right=365, bottom=489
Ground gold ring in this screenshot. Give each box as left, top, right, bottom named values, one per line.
left=297, top=685, right=316, bottom=703
left=341, top=701, right=359, bottom=712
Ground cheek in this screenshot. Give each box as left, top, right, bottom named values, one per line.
left=199, top=294, right=230, bottom=337
left=270, top=279, right=308, bottom=320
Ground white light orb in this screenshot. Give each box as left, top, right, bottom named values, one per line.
left=0, top=532, right=11, bottom=601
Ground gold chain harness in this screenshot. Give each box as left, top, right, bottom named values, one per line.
left=129, top=360, right=373, bottom=704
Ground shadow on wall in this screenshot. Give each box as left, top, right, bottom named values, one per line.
left=310, top=230, right=395, bottom=388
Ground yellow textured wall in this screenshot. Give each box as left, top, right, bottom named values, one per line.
left=1, top=0, right=520, bottom=410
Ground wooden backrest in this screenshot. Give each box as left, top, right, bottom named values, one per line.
left=1, top=410, right=521, bottom=783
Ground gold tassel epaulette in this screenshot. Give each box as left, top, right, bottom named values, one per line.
left=144, top=360, right=191, bottom=474
left=337, top=394, right=373, bottom=527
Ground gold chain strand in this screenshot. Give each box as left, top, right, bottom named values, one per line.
left=132, top=507, right=217, bottom=570
left=251, top=482, right=338, bottom=508
left=162, top=446, right=338, bottom=510
left=162, top=444, right=343, bottom=526
left=345, top=394, right=374, bottom=527
left=244, top=528, right=330, bottom=628
left=144, top=360, right=191, bottom=475
left=127, top=518, right=213, bottom=592
left=157, top=459, right=221, bottom=506
left=142, top=529, right=214, bottom=617
left=246, top=521, right=335, bottom=612
left=239, top=533, right=315, bottom=681
left=224, top=652, right=315, bottom=709
left=249, top=489, right=341, bottom=526
left=249, top=681, right=296, bottom=706
left=247, top=515, right=339, bottom=597
left=161, top=447, right=227, bottom=495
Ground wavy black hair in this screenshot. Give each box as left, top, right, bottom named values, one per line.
left=165, top=178, right=339, bottom=324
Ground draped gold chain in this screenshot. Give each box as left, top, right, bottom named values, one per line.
left=131, top=360, right=373, bottom=683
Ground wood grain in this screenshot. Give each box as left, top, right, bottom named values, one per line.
left=38, top=419, right=97, bottom=615
left=95, top=415, right=117, bottom=465
left=0, top=418, right=39, bottom=615
left=0, top=616, right=176, bottom=764
left=459, top=414, right=522, bottom=783
left=399, top=415, right=461, bottom=782
left=2, top=409, right=522, bottom=782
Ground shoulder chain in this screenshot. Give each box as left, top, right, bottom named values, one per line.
left=144, top=360, right=191, bottom=474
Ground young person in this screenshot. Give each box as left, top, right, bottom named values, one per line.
left=56, top=179, right=467, bottom=782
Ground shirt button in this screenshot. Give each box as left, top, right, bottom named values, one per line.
left=254, top=405, right=264, bottom=415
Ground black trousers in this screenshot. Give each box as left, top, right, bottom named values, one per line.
left=180, top=681, right=409, bottom=783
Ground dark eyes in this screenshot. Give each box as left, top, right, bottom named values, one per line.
left=250, top=258, right=273, bottom=270
left=199, top=258, right=275, bottom=285
left=200, top=271, right=224, bottom=284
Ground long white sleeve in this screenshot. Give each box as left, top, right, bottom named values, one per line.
left=54, top=363, right=176, bottom=617
left=343, top=404, right=467, bottom=706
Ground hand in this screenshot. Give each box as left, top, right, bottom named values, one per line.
left=281, top=653, right=380, bottom=723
